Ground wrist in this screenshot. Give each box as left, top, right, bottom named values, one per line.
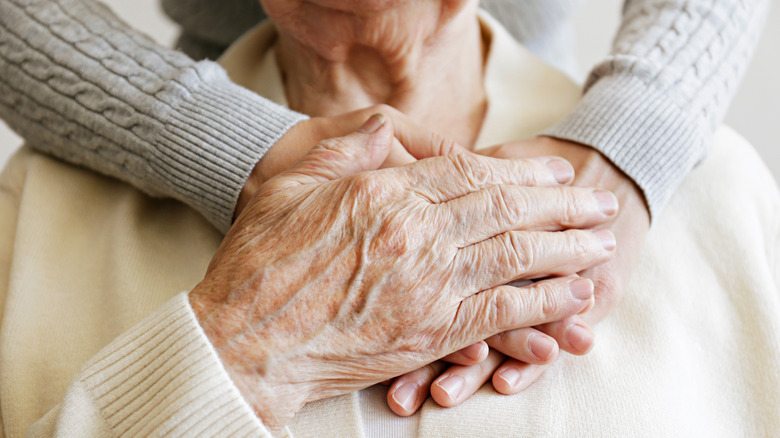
left=234, top=119, right=318, bottom=221
left=188, top=284, right=309, bottom=432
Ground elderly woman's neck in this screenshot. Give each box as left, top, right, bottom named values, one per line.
left=273, top=1, right=486, bottom=147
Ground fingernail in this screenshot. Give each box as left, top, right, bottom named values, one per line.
left=593, top=190, right=618, bottom=215
left=593, top=229, right=616, bottom=251
left=357, top=113, right=386, bottom=134
left=569, top=278, right=594, bottom=301
left=461, top=342, right=486, bottom=362
left=436, top=375, right=464, bottom=402
left=392, top=382, right=418, bottom=412
left=566, top=324, right=594, bottom=354
left=497, top=368, right=521, bottom=388
left=546, top=159, right=574, bottom=184
left=528, top=334, right=557, bottom=361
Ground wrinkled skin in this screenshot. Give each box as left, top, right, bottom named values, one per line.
left=385, top=136, right=651, bottom=414
left=236, top=104, right=464, bottom=217
left=191, top=117, right=617, bottom=431
left=261, top=0, right=486, bottom=147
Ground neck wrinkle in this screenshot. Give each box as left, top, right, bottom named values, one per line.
left=274, top=3, right=487, bottom=148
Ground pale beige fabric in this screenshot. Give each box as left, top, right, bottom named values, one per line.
left=0, top=13, right=778, bottom=438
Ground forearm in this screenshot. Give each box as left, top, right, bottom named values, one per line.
left=545, top=0, right=770, bottom=218
left=0, top=0, right=306, bottom=233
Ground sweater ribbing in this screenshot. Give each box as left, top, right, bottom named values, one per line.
left=77, top=293, right=270, bottom=437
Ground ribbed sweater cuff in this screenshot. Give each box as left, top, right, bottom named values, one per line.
left=157, top=61, right=308, bottom=233
left=544, top=74, right=708, bottom=220
left=76, top=292, right=273, bottom=437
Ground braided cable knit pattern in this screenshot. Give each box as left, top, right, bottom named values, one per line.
left=0, top=0, right=306, bottom=233
left=546, top=0, right=769, bottom=217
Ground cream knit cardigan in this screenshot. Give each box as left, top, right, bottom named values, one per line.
left=1, top=14, right=778, bottom=438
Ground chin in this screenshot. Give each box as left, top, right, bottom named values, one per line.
left=290, top=0, right=410, bottom=13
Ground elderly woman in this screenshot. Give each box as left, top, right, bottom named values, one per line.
left=1, top=1, right=779, bottom=438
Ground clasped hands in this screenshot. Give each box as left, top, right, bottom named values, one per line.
left=195, top=107, right=649, bottom=430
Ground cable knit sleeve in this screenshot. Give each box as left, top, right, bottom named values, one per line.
left=0, top=0, right=307, bottom=233
left=544, top=0, right=770, bottom=218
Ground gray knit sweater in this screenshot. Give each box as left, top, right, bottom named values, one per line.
left=0, top=0, right=769, bottom=232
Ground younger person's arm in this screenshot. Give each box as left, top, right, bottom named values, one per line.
left=0, top=0, right=305, bottom=233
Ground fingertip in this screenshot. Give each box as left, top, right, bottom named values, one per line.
left=492, top=362, right=547, bottom=395
left=357, top=113, right=386, bottom=134
left=568, top=278, right=595, bottom=301
left=578, top=293, right=596, bottom=315
left=493, top=367, right=522, bottom=395
left=563, top=322, right=595, bottom=355
left=356, top=114, right=395, bottom=170
left=545, top=158, right=574, bottom=184
left=388, top=382, right=421, bottom=417
left=431, top=375, right=464, bottom=407
left=457, top=341, right=489, bottom=364
left=527, top=333, right=559, bottom=364
left=593, top=189, right=619, bottom=216
left=593, top=229, right=616, bottom=252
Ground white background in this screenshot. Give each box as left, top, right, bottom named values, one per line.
left=1, top=0, right=777, bottom=183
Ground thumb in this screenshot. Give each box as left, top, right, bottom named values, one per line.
left=272, top=114, right=394, bottom=189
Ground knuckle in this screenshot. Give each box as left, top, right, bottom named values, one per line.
left=316, top=136, right=354, bottom=160
left=371, top=211, right=413, bottom=257
left=493, top=186, right=525, bottom=226
left=528, top=281, right=561, bottom=321
left=318, top=136, right=348, bottom=152
left=539, top=284, right=562, bottom=319
left=490, top=186, right=518, bottom=224
left=489, top=288, right=520, bottom=331
left=564, top=230, right=593, bottom=260
left=450, top=154, right=493, bottom=189
left=558, top=189, right=588, bottom=227
left=491, top=283, right=561, bottom=329
left=346, top=173, right=391, bottom=212
left=506, top=232, right=535, bottom=273
left=350, top=172, right=378, bottom=196
left=516, top=158, right=545, bottom=184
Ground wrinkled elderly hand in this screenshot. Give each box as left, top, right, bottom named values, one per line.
left=386, top=136, right=649, bottom=415
left=190, top=116, right=617, bottom=431
left=235, top=104, right=464, bottom=218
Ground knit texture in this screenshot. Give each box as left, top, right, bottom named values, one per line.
left=73, top=293, right=270, bottom=437
left=544, top=0, right=770, bottom=218
left=0, top=0, right=307, bottom=233
left=0, top=0, right=770, bottom=227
